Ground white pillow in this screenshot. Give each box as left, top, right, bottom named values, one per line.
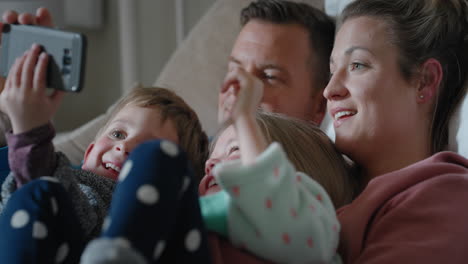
left=449, top=92, right=468, bottom=158
left=324, top=0, right=354, bottom=17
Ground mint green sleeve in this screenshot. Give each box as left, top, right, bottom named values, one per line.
left=199, top=190, right=231, bottom=237
left=213, top=142, right=342, bottom=264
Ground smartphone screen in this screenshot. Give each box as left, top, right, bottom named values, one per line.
left=0, top=24, right=86, bottom=92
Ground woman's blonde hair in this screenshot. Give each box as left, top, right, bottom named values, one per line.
left=212, top=111, right=355, bottom=208
left=97, top=85, right=209, bottom=181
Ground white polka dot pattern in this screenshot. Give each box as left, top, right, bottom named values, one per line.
left=51, top=197, right=58, bottom=215
left=153, top=240, right=166, bottom=260
left=32, top=221, right=48, bottom=239
left=40, top=176, right=59, bottom=183
left=137, top=185, right=159, bottom=205
left=118, top=160, right=133, bottom=182
left=181, top=177, right=191, bottom=194
left=11, top=210, right=29, bottom=228
left=160, top=141, right=179, bottom=157
left=106, top=247, right=119, bottom=260
left=185, top=229, right=201, bottom=252
left=55, top=243, right=69, bottom=263
left=102, top=217, right=111, bottom=231
left=114, top=237, right=131, bottom=249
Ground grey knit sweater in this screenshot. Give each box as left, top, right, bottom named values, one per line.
left=0, top=152, right=115, bottom=242
left=0, top=123, right=115, bottom=243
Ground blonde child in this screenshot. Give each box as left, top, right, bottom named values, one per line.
left=81, top=67, right=353, bottom=263
left=0, top=44, right=208, bottom=263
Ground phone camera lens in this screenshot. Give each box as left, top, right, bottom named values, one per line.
left=63, top=56, right=72, bottom=65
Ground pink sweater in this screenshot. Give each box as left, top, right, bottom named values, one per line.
left=337, top=151, right=468, bottom=263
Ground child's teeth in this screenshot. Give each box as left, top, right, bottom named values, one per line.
left=105, top=163, right=121, bottom=172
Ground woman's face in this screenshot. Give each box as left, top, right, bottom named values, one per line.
left=324, top=16, right=420, bottom=163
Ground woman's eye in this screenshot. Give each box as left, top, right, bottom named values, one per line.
left=350, top=62, right=366, bottom=71
left=110, top=130, right=126, bottom=140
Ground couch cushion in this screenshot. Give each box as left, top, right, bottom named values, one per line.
left=53, top=0, right=325, bottom=162
left=52, top=0, right=467, bottom=163
left=449, top=91, right=468, bottom=157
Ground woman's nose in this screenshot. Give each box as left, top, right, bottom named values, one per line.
left=205, top=158, right=219, bottom=176
left=323, top=70, right=349, bottom=101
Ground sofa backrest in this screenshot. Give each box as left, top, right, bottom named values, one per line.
left=51, top=0, right=467, bottom=165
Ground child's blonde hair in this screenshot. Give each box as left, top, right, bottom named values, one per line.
left=212, top=111, right=354, bottom=208
left=97, top=85, right=209, bottom=181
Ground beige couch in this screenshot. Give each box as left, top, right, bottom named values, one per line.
left=4, top=0, right=465, bottom=165
left=51, top=0, right=326, bottom=165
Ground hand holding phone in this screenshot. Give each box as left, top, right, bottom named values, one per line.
left=0, top=44, right=64, bottom=134
left=0, top=24, right=86, bottom=92
left=0, top=8, right=54, bottom=42
left=0, top=8, right=54, bottom=94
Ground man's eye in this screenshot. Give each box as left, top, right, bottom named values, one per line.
left=110, top=130, right=126, bottom=140
left=262, top=72, right=277, bottom=80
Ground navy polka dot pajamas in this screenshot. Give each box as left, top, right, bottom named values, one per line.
left=82, top=139, right=212, bottom=263
left=0, top=140, right=211, bottom=263
left=0, top=177, right=86, bottom=263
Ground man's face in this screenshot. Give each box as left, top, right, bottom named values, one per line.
left=220, top=19, right=325, bottom=124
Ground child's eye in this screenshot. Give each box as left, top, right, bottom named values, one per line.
left=228, top=146, right=240, bottom=155
left=110, top=130, right=126, bottom=140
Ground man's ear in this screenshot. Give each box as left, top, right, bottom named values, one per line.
left=81, top=143, right=95, bottom=169
left=417, top=58, right=443, bottom=104
left=310, top=94, right=327, bottom=125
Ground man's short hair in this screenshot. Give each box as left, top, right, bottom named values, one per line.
left=240, top=0, right=335, bottom=90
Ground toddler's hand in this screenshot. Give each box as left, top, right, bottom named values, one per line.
left=0, top=44, right=64, bottom=134
left=218, top=67, right=263, bottom=124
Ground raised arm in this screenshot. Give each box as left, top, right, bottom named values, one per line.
left=207, top=67, right=341, bottom=263
left=0, top=44, right=64, bottom=186
left=218, top=66, right=267, bottom=164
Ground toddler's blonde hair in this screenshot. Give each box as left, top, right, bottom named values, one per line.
left=212, top=111, right=354, bottom=208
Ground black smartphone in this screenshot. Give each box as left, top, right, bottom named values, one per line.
left=0, top=24, right=86, bottom=92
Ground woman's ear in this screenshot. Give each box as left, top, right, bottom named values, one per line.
left=417, top=58, right=443, bottom=103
